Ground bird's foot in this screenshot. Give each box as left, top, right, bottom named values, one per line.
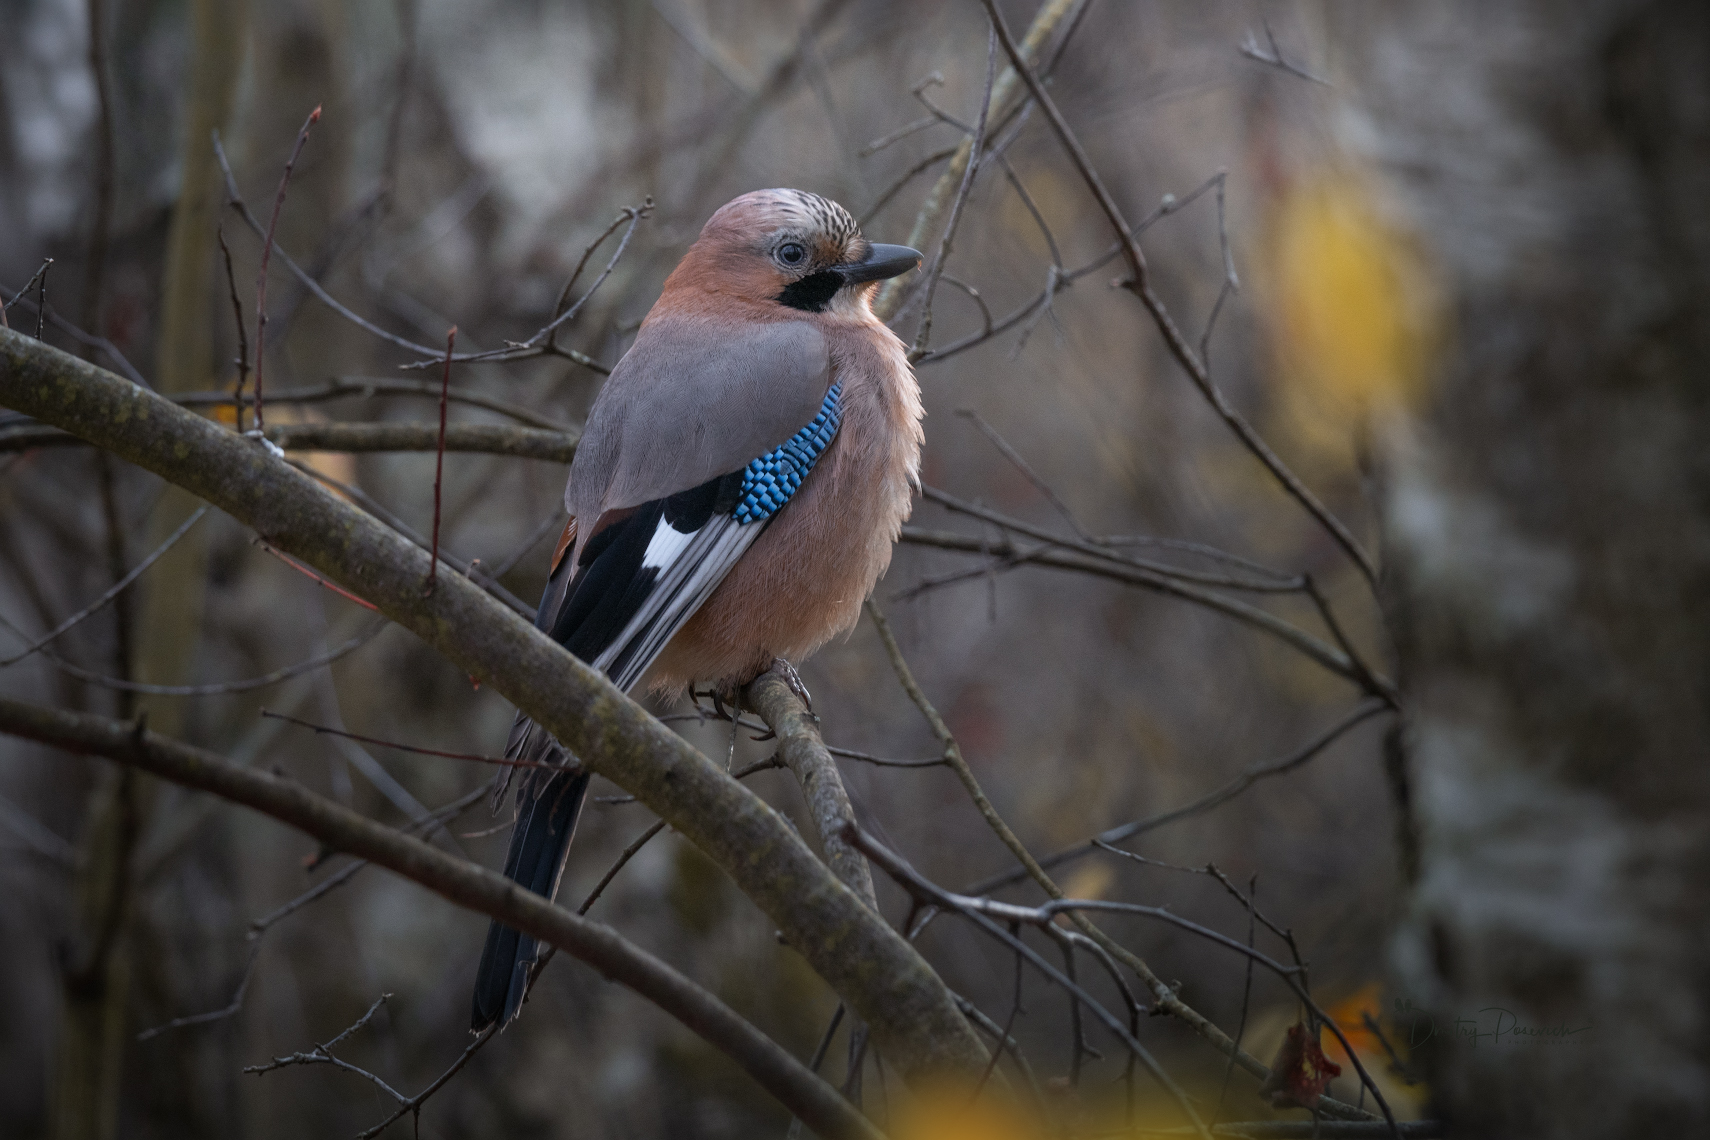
left=769, top=657, right=814, bottom=715
left=692, top=685, right=740, bottom=723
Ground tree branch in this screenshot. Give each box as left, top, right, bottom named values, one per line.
left=745, top=665, right=879, bottom=914
left=1, top=420, right=579, bottom=463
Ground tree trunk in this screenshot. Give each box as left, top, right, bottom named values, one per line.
left=1337, top=2, right=1710, bottom=1135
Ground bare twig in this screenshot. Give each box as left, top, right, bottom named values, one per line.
left=852, top=824, right=1399, bottom=1136
left=397, top=200, right=654, bottom=370
left=963, top=700, right=1391, bottom=893
left=546, top=201, right=653, bottom=348
left=854, top=824, right=1213, bottom=1140
left=0, top=610, right=388, bottom=696
left=1240, top=18, right=1330, bottom=86
left=861, top=114, right=944, bottom=157
left=137, top=942, right=263, bottom=1041
left=35, top=260, right=50, bottom=340
left=912, top=242, right=1122, bottom=364
left=352, top=1024, right=496, bottom=1139
left=252, top=105, right=322, bottom=434
left=217, top=228, right=252, bottom=432
left=922, top=486, right=1305, bottom=593
left=866, top=601, right=1379, bottom=1123
left=254, top=540, right=382, bottom=611
left=261, top=709, right=559, bottom=771
left=874, top=0, right=1087, bottom=322
left=178, top=376, right=576, bottom=431
left=956, top=408, right=1088, bottom=539
left=0, top=505, right=209, bottom=667
left=897, top=527, right=1372, bottom=688
left=0, top=272, right=143, bottom=384
left=425, top=327, right=455, bottom=595
left=909, top=26, right=997, bottom=358
left=862, top=145, right=959, bottom=225
left=244, top=993, right=409, bottom=1104
left=211, top=135, right=613, bottom=378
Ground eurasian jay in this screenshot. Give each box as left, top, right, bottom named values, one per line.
left=471, top=189, right=924, bottom=1031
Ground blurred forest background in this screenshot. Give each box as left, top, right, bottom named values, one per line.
left=4, top=1, right=1706, bottom=1138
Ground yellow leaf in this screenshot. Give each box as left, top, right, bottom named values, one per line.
left=1262, top=174, right=1439, bottom=470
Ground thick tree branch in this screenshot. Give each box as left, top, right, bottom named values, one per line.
left=745, top=665, right=879, bottom=914
left=0, top=327, right=987, bottom=1082
left=0, top=696, right=880, bottom=1140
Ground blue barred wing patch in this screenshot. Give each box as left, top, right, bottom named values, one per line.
left=733, top=383, right=842, bottom=524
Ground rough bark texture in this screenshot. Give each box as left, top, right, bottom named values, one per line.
left=746, top=666, right=879, bottom=914
left=1339, top=2, right=1710, bottom=1134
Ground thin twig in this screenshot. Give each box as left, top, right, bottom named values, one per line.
left=956, top=408, right=1089, bottom=539
left=398, top=201, right=654, bottom=370
left=854, top=824, right=1213, bottom=1140
left=861, top=146, right=959, bottom=226
left=909, top=25, right=997, bottom=358
left=35, top=260, right=51, bottom=340
left=425, top=326, right=455, bottom=595
left=546, top=201, right=652, bottom=349
left=176, top=377, right=576, bottom=432
left=252, top=105, right=322, bottom=435
left=0, top=272, right=144, bottom=384
left=4, top=262, right=52, bottom=319
left=262, top=709, right=557, bottom=771
left=218, top=227, right=251, bottom=431
left=1240, top=18, right=1331, bottom=86
left=853, top=824, right=1398, bottom=1136
left=964, top=700, right=1392, bottom=895
left=860, top=114, right=944, bottom=157
left=253, top=539, right=381, bottom=611
left=0, top=610, right=389, bottom=696
left=212, top=134, right=612, bottom=378
left=0, top=505, right=209, bottom=667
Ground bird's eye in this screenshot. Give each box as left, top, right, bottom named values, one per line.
left=777, top=242, right=806, bottom=266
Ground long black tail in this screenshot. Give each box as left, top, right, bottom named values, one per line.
left=470, top=767, right=590, bottom=1031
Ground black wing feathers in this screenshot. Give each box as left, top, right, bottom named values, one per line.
left=472, top=470, right=752, bottom=1032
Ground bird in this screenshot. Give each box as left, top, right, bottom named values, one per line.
left=470, top=188, right=924, bottom=1032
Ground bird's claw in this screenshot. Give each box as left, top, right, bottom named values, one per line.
left=770, top=657, right=814, bottom=715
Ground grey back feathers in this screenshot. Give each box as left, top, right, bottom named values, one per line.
left=565, top=318, right=831, bottom=528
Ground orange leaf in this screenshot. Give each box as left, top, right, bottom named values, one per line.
left=1261, top=1022, right=1342, bottom=1110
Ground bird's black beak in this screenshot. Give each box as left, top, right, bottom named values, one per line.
left=839, top=243, right=922, bottom=284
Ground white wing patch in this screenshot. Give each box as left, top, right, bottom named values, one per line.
left=640, top=519, right=696, bottom=570
left=592, top=512, right=766, bottom=693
